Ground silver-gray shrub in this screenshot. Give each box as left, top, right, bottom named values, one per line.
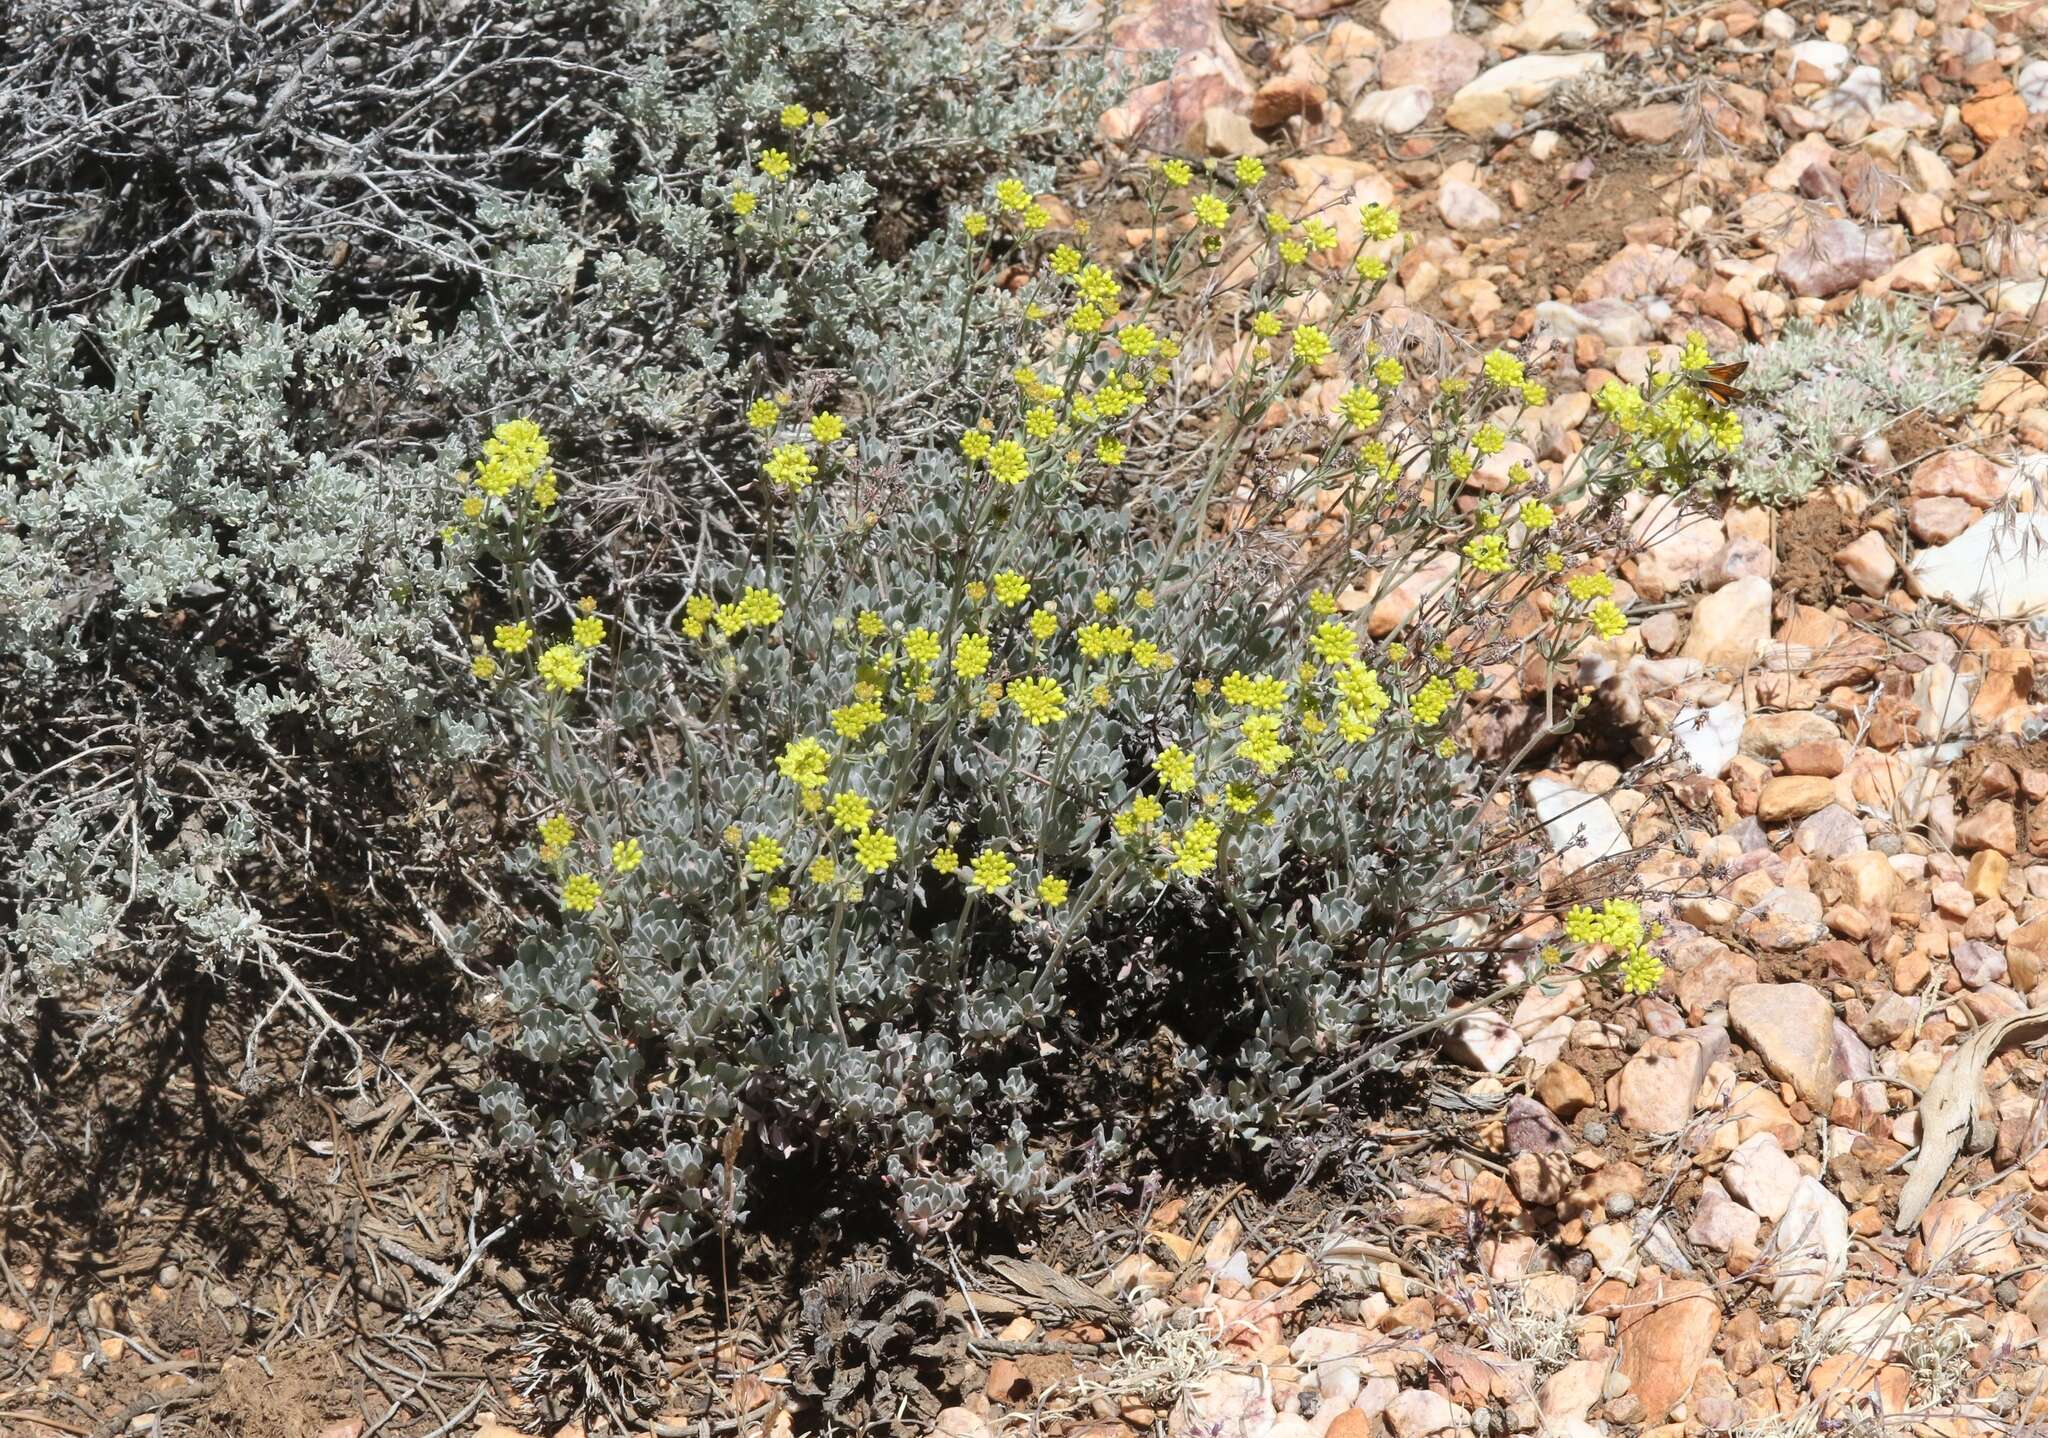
left=2, top=0, right=1101, bottom=312
left=1721, top=299, right=1980, bottom=505
left=0, top=1, right=1106, bottom=1043
left=2, top=0, right=1108, bottom=585
left=461, top=170, right=1729, bottom=1316
left=0, top=289, right=474, bottom=1015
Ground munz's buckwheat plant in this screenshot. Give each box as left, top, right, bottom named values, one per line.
left=456, top=139, right=1741, bottom=1314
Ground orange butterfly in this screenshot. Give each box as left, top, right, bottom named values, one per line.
left=1692, top=359, right=1748, bottom=406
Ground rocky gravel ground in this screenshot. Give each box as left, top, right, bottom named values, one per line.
left=9, top=0, right=2048, bottom=1434
left=933, top=0, right=2048, bottom=1434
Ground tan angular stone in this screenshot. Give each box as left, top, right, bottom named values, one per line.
left=1971, top=648, right=2034, bottom=725
left=1534, top=1060, right=1596, bottom=1119
left=1728, top=982, right=1838, bottom=1107
left=1899, top=191, right=1946, bottom=235
left=2010, top=916, right=2048, bottom=992
left=1366, top=550, right=1459, bottom=638
left=1675, top=945, right=1759, bottom=1023
left=1611, top=103, right=1683, bottom=143
left=1510, top=1152, right=1572, bottom=1206
left=1829, top=851, right=1898, bottom=910
left=1956, top=799, right=2018, bottom=856
left=1832, top=530, right=1896, bottom=597
left=1706, top=1080, right=1801, bottom=1154
left=1910, top=451, right=2010, bottom=508
left=1740, top=710, right=1839, bottom=761
left=1251, top=73, right=1326, bottom=128
left=1379, top=35, right=1485, bottom=98
left=1200, top=106, right=1268, bottom=156
left=1909, top=496, right=1978, bottom=545
left=1809, top=1355, right=1909, bottom=1417
left=1965, top=849, right=2008, bottom=903
left=1539, top=1360, right=1605, bottom=1429
left=1758, top=775, right=1837, bottom=823
left=1780, top=740, right=1848, bottom=777
left=1444, top=52, right=1606, bottom=134
left=1610, top=1034, right=1712, bottom=1134
left=1682, top=577, right=1771, bottom=671
left=1098, top=0, right=1254, bottom=144
left=1962, top=90, right=2027, bottom=144
left=1917, top=1196, right=2021, bottom=1274
left=1614, top=1277, right=1722, bottom=1424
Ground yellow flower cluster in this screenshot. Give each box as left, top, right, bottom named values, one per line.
left=1291, top=325, right=1332, bottom=365
left=1462, top=534, right=1510, bottom=573
left=1009, top=675, right=1067, bottom=726
left=1220, top=671, right=1289, bottom=710
left=1069, top=623, right=1127, bottom=663
left=776, top=737, right=831, bottom=790
left=538, top=813, right=574, bottom=850
left=990, top=176, right=1049, bottom=231
left=828, top=790, right=872, bottom=833
left=1113, top=793, right=1165, bottom=836
left=1234, top=714, right=1293, bottom=775
left=1563, top=898, right=1664, bottom=994
left=470, top=418, right=556, bottom=506
left=955, top=633, right=992, bottom=678
left=904, top=627, right=942, bottom=665
left=1409, top=675, right=1454, bottom=727
left=1155, top=745, right=1197, bottom=793
left=830, top=698, right=885, bottom=739
left=1481, top=349, right=1525, bottom=388
left=1592, top=335, right=1745, bottom=484
left=1309, top=622, right=1357, bottom=666
left=1332, top=662, right=1390, bottom=741
left=968, top=848, right=1016, bottom=893
left=537, top=642, right=585, bottom=693
left=560, top=872, right=602, bottom=912
left=853, top=829, right=898, bottom=874
left=1169, top=818, right=1220, bottom=877
left=1337, top=387, right=1382, bottom=430
left=764, top=443, right=818, bottom=490
left=987, top=439, right=1029, bottom=486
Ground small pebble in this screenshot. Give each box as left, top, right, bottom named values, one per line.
left=1583, top=1120, right=1610, bottom=1144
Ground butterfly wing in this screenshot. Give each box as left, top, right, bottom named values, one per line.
left=1694, top=359, right=1749, bottom=405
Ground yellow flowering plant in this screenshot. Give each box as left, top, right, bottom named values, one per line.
left=459, top=149, right=1738, bottom=1295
